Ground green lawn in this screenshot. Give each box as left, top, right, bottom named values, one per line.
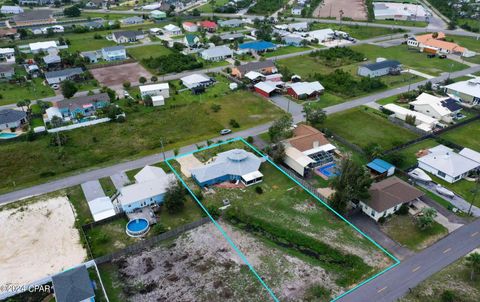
left=388, top=138, right=438, bottom=169
left=381, top=214, right=448, bottom=251
left=99, top=177, right=117, bottom=197
left=0, top=78, right=55, bottom=106
left=77, top=79, right=100, bottom=93
left=0, top=78, right=283, bottom=194
left=127, top=44, right=173, bottom=61
left=323, top=107, right=419, bottom=150
left=373, top=19, right=428, bottom=27
left=97, top=262, right=125, bottom=302
left=196, top=0, right=229, bottom=12
left=351, top=44, right=469, bottom=76
left=82, top=12, right=138, bottom=21
left=263, top=46, right=312, bottom=58
left=175, top=147, right=393, bottom=287
left=440, top=120, right=480, bottom=151
left=310, top=22, right=406, bottom=40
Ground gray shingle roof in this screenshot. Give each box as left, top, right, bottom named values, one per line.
left=0, top=109, right=26, bottom=124
left=0, top=64, right=14, bottom=73
left=51, top=265, right=94, bottom=302
left=113, top=30, right=142, bottom=40
left=102, top=45, right=125, bottom=52
left=56, top=93, right=110, bottom=110
left=362, top=60, right=401, bottom=71
left=44, top=67, right=83, bottom=80
left=13, top=9, right=52, bottom=22
left=236, top=60, right=276, bottom=75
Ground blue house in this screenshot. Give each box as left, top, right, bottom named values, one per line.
left=116, top=166, right=177, bottom=213
left=101, top=45, right=127, bottom=61
left=56, top=93, right=110, bottom=120
left=367, top=158, right=395, bottom=177
left=190, top=149, right=264, bottom=187
left=239, top=40, right=277, bottom=53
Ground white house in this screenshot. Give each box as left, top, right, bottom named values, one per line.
left=181, top=74, right=213, bottom=89
left=29, top=41, right=58, bottom=53
left=115, top=166, right=177, bottom=213
left=163, top=24, right=182, bottom=36
left=418, top=145, right=480, bottom=183
left=306, top=29, right=335, bottom=43
left=112, top=31, right=144, bottom=44
left=291, top=7, right=302, bottom=15
left=182, top=21, right=198, bottom=32
left=444, top=78, right=480, bottom=106
left=151, top=95, right=165, bottom=106
left=139, top=83, right=170, bottom=99
left=1, top=5, right=23, bottom=14
left=383, top=103, right=438, bottom=132
left=200, top=46, right=233, bottom=61
left=410, top=92, right=462, bottom=123
left=0, top=48, right=15, bottom=62
left=359, top=177, right=424, bottom=222
left=87, top=196, right=116, bottom=222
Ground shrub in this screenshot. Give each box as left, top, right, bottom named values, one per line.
left=211, top=104, right=221, bottom=112
left=205, top=205, right=221, bottom=219
left=397, top=204, right=409, bottom=215
left=229, top=119, right=240, bottom=128
left=246, top=136, right=254, bottom=144
left=152, top=223, right=167, bottom=235
left=255, top=186, right=263, bottom=194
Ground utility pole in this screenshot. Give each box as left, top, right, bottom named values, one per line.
left=468, top=178, right=479, bottom=216
left=160, top=138, right=166, bottom=161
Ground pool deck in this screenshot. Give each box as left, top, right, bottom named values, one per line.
left=127, top=207, right=157, bottom=224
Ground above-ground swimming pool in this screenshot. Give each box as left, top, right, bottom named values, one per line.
left=0, top=133, right=18, bottom=139
left=126, top=218, right=150, bottom=237
left=317, top=163, right=340, bottom=179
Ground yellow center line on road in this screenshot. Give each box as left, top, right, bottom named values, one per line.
left=471, top=232, right=479, bottom=237
left=377, top=286, right=388, bottom=294
left=443, top=248, right=451, bottom=254
left=412, top=266, right=421, bottom=272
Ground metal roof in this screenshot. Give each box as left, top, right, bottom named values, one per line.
left=367, top=158, right=394, bottom=174
left=239, top=40, right=277, bottom=51
left=419, top=145, right=480, bottom=178
left=201, top=46, right=233, bottom=58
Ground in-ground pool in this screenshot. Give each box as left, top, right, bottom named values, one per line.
left=0, top=133, right=18, bottom=139
left=126, top=218, right=150, bottom=237
left=317, top=163, right=340, bottom=179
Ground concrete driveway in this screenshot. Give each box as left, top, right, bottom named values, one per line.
left=110, top=172, right=130, bottom=190
left=80, top=180, right=106, bottom=202
left=269, top=95, right=304, bottom=116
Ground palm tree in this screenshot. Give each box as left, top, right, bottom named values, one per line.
left=466, top=252, right=480, bottom=281
left=16, top=100, right=26, bottom=112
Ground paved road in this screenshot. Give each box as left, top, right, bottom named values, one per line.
left=337, top=218, right=480, bottom=302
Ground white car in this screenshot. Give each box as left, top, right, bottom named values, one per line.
left=220, top=129, right=232, bottom=135
left=51, top=84, right=60, bottom=90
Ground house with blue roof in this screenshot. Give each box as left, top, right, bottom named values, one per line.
left=367, top=158, right=395, bottom=178
left=239, top=40, right=277, bottom=53
left=190, top=149, right=265, bottom=187
left=55, top=93, right=110, bottom=120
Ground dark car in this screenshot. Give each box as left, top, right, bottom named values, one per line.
left=439, top=54, right=447, bottom=59
left=427, top=54, right=436, bottom=58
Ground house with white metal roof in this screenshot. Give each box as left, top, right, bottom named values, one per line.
left=418, top=145, right=480, bottom=183
left=1, top=5, right=24, bottom=14
left=29, top=41, right=58, bottom=53
left=286, top=81, right=324, bottom=99
left=88, top=196, right=116, bottom=222
left=180, top=74, right=213, bottom=89
left=139, top=83, right=170, bottom=99
left=410, top=92, right=462, bottom=123
left=200, top=46, right=233, bottom=61
left=163, top=24, right=182, bottom=35
left=383, top=103, right=438, bottom=132
left=444, top=78, right=480, bottom=106
left=190, top=149, right=264, bottom=187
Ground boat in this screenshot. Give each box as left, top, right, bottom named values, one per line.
left=435, top=185, right=455, bottom=198
left=408, top=168, right=432, bottom=182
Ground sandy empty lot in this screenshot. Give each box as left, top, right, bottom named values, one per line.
left=0, top=196, right=86, bottom=287
left=90, top=62, right=152, bottom=94
left=313, top=0, right=367, bottom=20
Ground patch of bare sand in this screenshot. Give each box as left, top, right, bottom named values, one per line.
left=0, top=196, right=86, bottom=287
left=313, top=0, right=368, bottom=20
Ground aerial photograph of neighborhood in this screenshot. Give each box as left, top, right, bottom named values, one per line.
left=0, top=0, right=479, bottom=301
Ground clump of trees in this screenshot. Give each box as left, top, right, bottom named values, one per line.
left=268, top=115, right=293, bottom=143
left=314, top=69, right=386, bottom=98
left=303, top=104, right=326, bottom=128
left=143, top=53, right=203, bottom=74
left=416, top=207, right=437, bottom=230
left=164, top=182, right=187, bottom=214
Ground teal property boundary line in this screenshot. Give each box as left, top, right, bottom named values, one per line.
left=165, top=136, right=400, bottom=302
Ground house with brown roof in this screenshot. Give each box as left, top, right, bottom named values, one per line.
left=407, top=32, right=469, bottom=56
left=12, top=10, right=55, bottom=27
left=359, top=176, right=424, bottom=221
left=282, top=124, right=336, bottom=176
left=231, top=60, right=277, bottom=79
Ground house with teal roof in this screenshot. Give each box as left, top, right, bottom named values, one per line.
left=184, top=34, right=201, bottom=48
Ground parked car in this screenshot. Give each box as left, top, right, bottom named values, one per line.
left=51, top=84, right=60, bottom=90
left=427, top=54, right=436, bottom=58
left=220, top=129, right=232, bottom=135
left=439, top=54, right=447, bottom=59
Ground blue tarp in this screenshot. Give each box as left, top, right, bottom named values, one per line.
left=367, top=158, right=394, bottom=174
left=239, top=40, right=277, bottom=51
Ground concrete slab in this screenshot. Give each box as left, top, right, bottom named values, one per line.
left=81, top=180, right=106, bottom=202
left=110, top=172, right=130, bottom=190
left=177, top=154, right=203, bottom=177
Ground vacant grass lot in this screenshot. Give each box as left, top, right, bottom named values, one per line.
left=351, top=44, right=469, bottom=76
left=323, top=107, right=419, bottom=150
left=381, top=214, right=448, bottom=251
left=196, top=0, right=229, bottom=12
left=440, top=120, right=480, bottom=151
left=262, top=46, right=312, bottom=58
left=127, top=44, right=173, bottom=61
left=0, top=79, right=283, bottom=194
left=309, top=23, right=406, bottom=40
left=0, top=78, right=54, bottom=106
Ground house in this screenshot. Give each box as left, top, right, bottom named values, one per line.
left=39, top=25, right=64, bottom=35
left=85, top=0, right=105, bottom=8
left=286, top=81, right=324, bottom=99
left=444, top=78, right=480, bottom=106
left=150, top=10, right=166, bottom=20
left=458, top=148, right=480, bottom=166
left=182, top=21, right=198, bottom=32
left=29, top=41, right=58, bottom=54
left=408, top=32, right=468, bottom=56
left=0, top=28, right=18, bottom=40
left=18, top=0, right=53, bottom=5
left=283, top=124, right=336, bottom=176
left=181, top=74, right=213, bottom=89
left=198, top=20, right=218, bottom=32
left=218, top=19, right=244, bottom=28
left=80, top=50, right=100, bottom=63
left=0, top=64, right=15, bottom=79
left=0, top=109, right=26, bottom=130
left=190, top=149, right=264, bottom=187
left=306, top=29, right=335, bottom=43
left=373, top=2, right=429, bottom=22
left=367, top=158, right=395, bottom=178
left=276, top=22, right=308, bottom=32
left=239, top=40, right=277, bottom=53
left=359, top=177, right=424, bottom=222
left=121, top=16, right=144, bottom=25
left=101, top=45, right=127, bottom=61
left=0, top=48, right=15, bottom=62
left=418, top=145, right=480, bottom=183
left=184, top=34, right=201, bottom=48
left=43, top=53, right=61, bottom=66
left=358, top=60, right=402, bottom=77
left=112, top=31, right=144, bottom=43
left=410, top=92, right=462, bottom=123
left=291, top=7, right=303, bottom=15
left=254, top=81, right=281, bottom=97
left=231, top=60, right=277, bottom=78
left=383, top=103, right=438, bottom=132
left=88, top=196, right=116, bottom=222
left=55, top=93, right=110, bottom=119
left=12, top=10, right=55, bottom=27
left=283, top=35, right=304, bottom=46
left=163, top=24, right=182, bottom=36
left=45, top=106, right=62, bottom=122
left=84, top=20, right=104, bottom=30
left=139, top=83, right=169, bottom=99
left=51, top=265, right=95, bottom=302
left=115, top=165, right=176, bottom=213
left=220, top=33, right=244, bottom=42
left=200, top=46, right=233, bottom=61
left=1, top=5, right=24, bottom=14
left=45, top=67, right=83, bottom=85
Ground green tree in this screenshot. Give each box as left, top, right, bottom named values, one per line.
left=64, top=5, right=81, bottom=17
left=61, top=80, right=78, bottom=98
left=364, top=142, right=383, bottom=160
left=265, top=143, right=285, bottom=163
left=268, top=115, right=293, bottom=143
left=139, top=76, right=147, bottom=84
left=164, top=182, right=186, bottom=214
left=416, top=207, right=437, bottom=230
left=150, top=76, right=158, bottom=83
left=330, top=158, right=373, bottom=214
left=466, top=252, right=480, bottom=281
left=303, top=104, right=326, bottom=127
